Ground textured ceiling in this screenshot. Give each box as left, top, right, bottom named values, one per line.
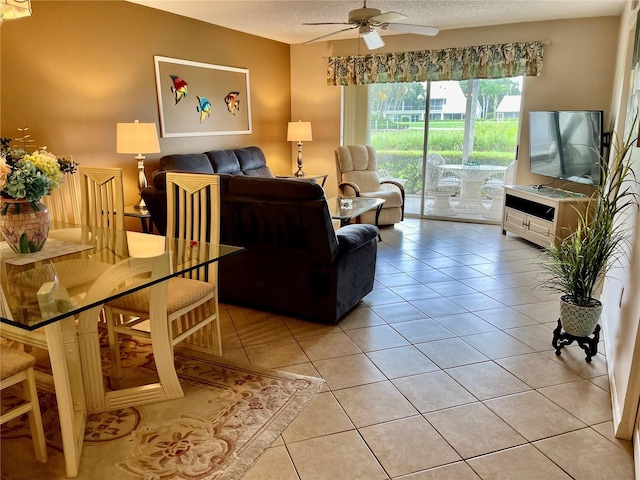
left=127, top=0, right=628, bottom=45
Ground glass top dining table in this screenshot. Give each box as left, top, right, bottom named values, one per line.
left=0, top=225, right=243, bottom=330
left=0, top=223, right=243, bottom=478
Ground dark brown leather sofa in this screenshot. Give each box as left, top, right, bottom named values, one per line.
left=142, top=147, right=378, bottom=323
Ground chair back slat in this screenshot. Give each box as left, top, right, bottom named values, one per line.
left=79, top=167, right=125, bottom=230
left=43, top=157, right=81, bottom=225
left=166, top=173, right=220, bottom=283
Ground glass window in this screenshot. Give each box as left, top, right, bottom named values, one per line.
left=367, top=77, right=522, bottom=221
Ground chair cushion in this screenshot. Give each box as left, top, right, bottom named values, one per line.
left=343, top=170, right=382, bottom=194
left=107, top=277, right=214, bottom=314
left=0, top=345, right=36, bottom=380
left=361, top=190, right=403, bottom=208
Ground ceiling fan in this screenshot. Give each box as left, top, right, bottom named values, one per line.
left=303, top=0, right=439, bottom=50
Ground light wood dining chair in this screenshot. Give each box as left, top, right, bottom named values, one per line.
left=1, top=285, right=84, bottom=474
left=47, top=167, right=127, bottom=298
left=0, top=344, right=48, bottom=463
left=104, top=173, right=222, bottom=395
left=16, top=166, right=126, bottom=309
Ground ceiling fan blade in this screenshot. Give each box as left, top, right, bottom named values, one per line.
left=361, top=28, right=385, bottom=50
left=385, top=23, right=440, bottom=36
left=304, top=25, right=359, bottom=44
left=302, top=22, right=351, bottom=26
left=370, top=11, right=407, bottom=24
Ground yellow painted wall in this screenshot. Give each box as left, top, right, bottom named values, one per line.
left=1, top=1, right=292, bottom=217
left=292, top=16, right=620, bottom=198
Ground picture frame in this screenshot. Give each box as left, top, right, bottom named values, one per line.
left=154, top=56, right=252, bottom=138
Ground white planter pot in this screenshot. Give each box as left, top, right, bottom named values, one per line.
left=559, top=295, right=602, bottom=337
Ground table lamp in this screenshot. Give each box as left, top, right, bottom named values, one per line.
left=287, top=121, right=312, bottom=177
left=117, top=120, right=160, bottom=209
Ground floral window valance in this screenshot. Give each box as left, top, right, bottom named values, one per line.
left=326, top=41, right=544, bottom=86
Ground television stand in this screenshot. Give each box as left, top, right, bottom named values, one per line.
left=502, top=185, right=590, bottom=247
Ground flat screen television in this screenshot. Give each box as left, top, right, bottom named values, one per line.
left=529, top=110, right=604, bottom=185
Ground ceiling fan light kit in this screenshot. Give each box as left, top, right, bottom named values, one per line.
left=303, top=0, right=439, bottom=50
left=360, top=26, right=385, bottom=50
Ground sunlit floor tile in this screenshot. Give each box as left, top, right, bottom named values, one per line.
left=242, top=445, right=299, bottom=480
left=282, top=391, right=354, bottom=443
left=244, top=338, right=309, bottom=369
left=297, top=331, right=361, bottom=361
left=391, top=318, right=456, bottom=343
left=461, top=331, right=535, bottom=359
left=397, top=461, right=481, bottom=480
left=534, top=429, right=635, bottom=480
left=372, top=302, right=430, bottom=323
left=366, top=345, right=440, bottom=379
left=431, top=312, right=497, bottom=336
left=345, top=324, right=410, bottom=351
left=393, top=371, right=476, bottom=413
left=333, top=381, right=418, bottom=427
left=312, top=353, right=386, bottom=390
left=473, top=306, right=539, bottom=329
left=484, top=390, right=585, bottom=441
left=424, top=402, right=526, bottom=459
left=445, top=361, right=531, bottom=400
left=467, top=444, right=572, bottom=480
left=416, top=337, right=488, bottom=369
left=495, top=352, right=582, bottom=388
left=360, top=416, right=461, bottom=478
left=538, top=379, right=614, bottom=425
left=287, top=430, right=388, bottom=480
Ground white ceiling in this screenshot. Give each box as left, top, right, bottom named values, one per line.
left=127, top=0, right=628, bottom=45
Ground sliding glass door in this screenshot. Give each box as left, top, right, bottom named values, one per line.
left=368, top=77, right=522, bottom=222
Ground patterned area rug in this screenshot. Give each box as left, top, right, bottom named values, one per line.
left=0, top=340, right=324, bottom=479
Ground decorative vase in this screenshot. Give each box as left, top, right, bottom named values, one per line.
left=559, top=294, right=602, bottom=337
left=0, top=199, right=50, bottom=253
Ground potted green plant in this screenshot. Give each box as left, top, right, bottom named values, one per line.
left=540, top=120, right=639, bottom=338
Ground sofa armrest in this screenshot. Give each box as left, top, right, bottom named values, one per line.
left=336, top=224, right=378, bottom=253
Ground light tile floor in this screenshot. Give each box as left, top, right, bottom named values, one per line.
left=219, top=218, right=635, bottom=480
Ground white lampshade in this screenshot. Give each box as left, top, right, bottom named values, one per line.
left=287, top=121, right=313, bottom=142
left=116, top=120, right=160, bottom=155
left=0, top=0, right=31, bottom=22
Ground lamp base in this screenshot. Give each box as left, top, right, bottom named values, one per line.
left=136, top=155, right=148, bottom=211
left=295, top=144, right=305, bottom=177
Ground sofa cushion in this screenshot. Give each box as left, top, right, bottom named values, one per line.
left=204, top=150, right=243, bottom=175
left=160, top=153, right=214, bottom=174
left=153, top=154, right=215, bottom=189
left=235, top=147, right=274, bottom=177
